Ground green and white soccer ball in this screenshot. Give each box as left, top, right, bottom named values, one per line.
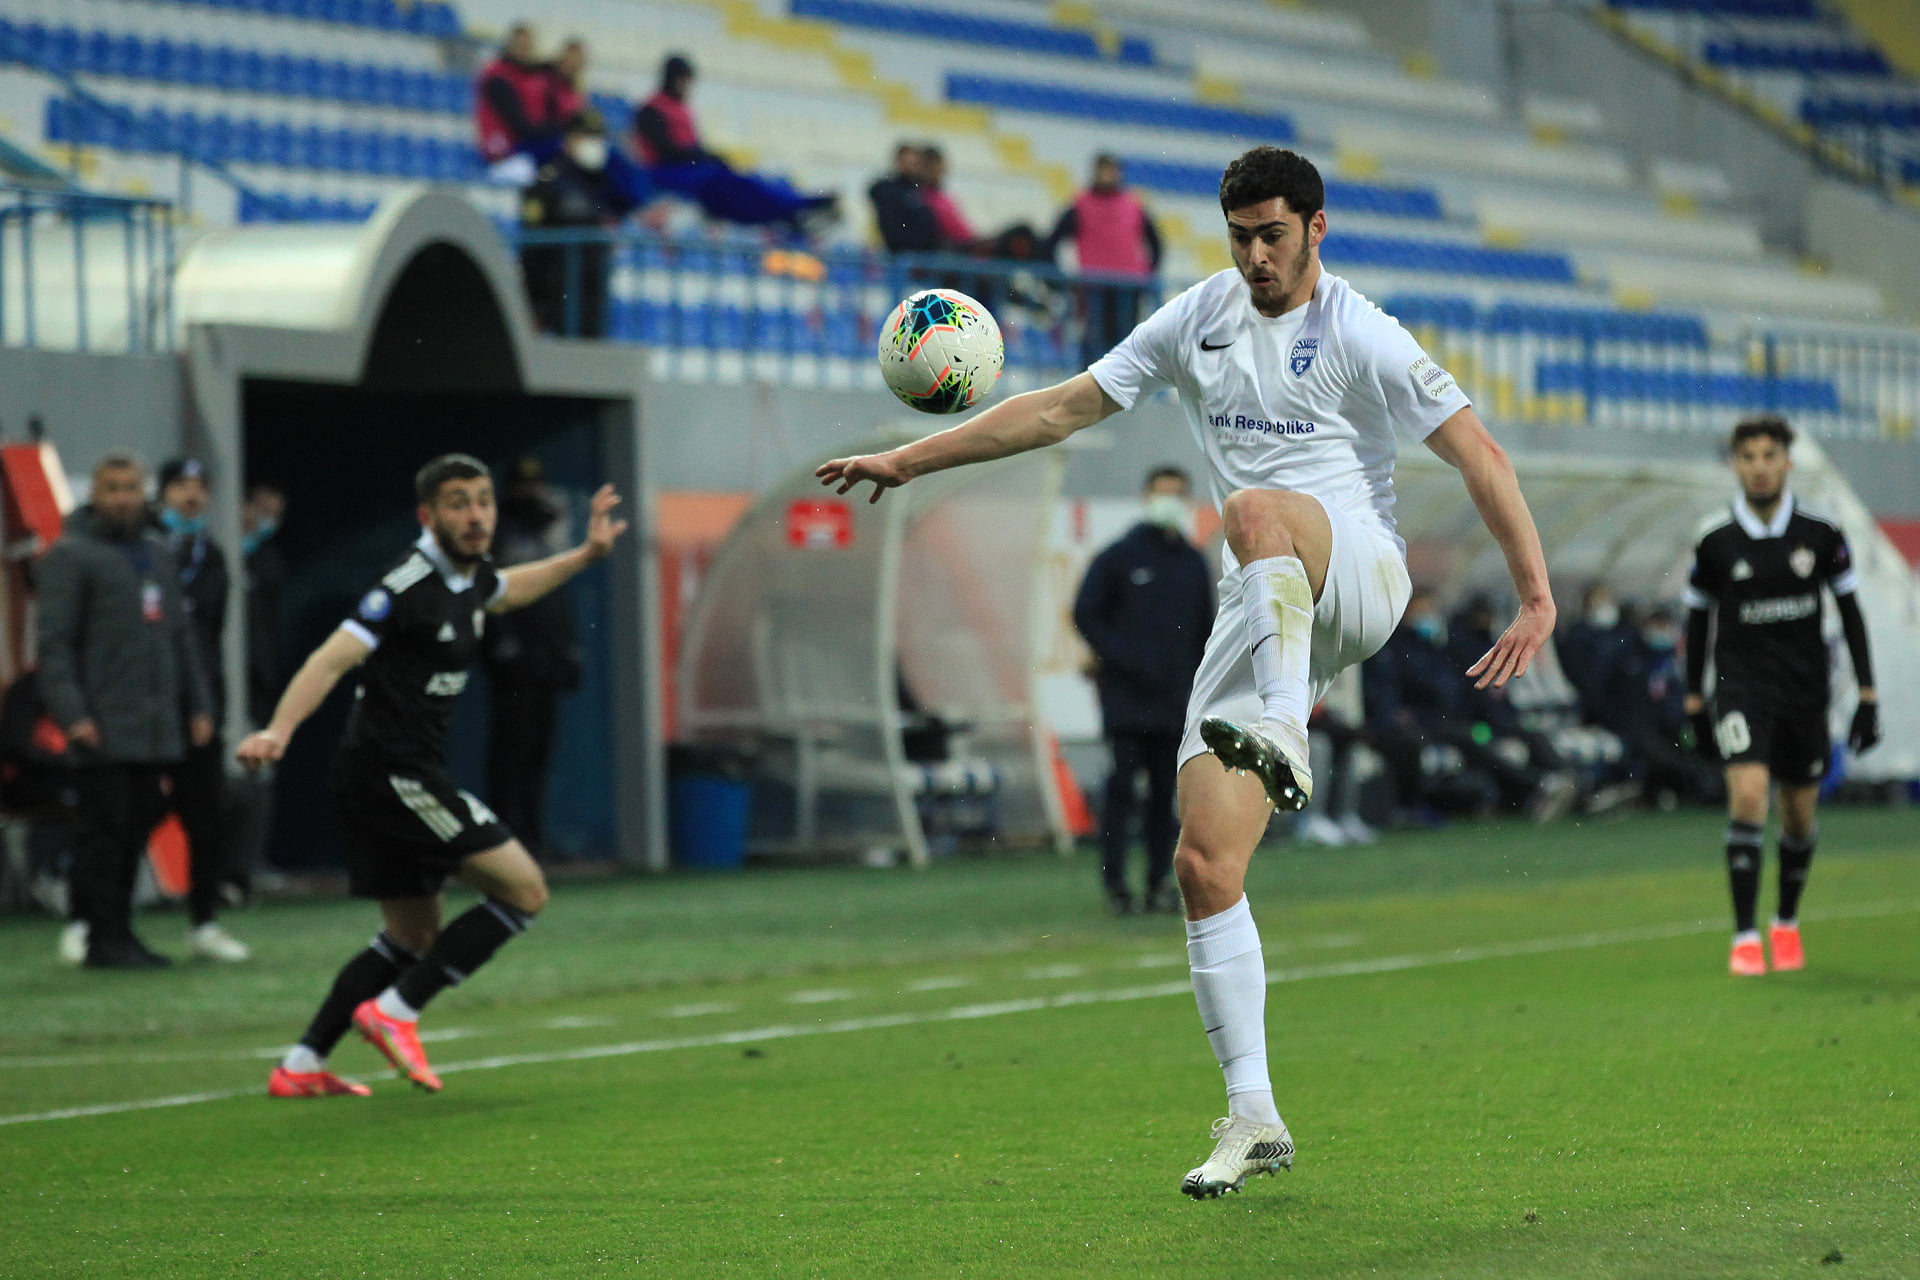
left=877, top=288, right=1004, bottom=414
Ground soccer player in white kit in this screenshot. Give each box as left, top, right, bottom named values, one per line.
left=818, top=147, right=1555, bottom=1199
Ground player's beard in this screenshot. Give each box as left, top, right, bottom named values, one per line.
left=432, top=521, right=490, bottom=568
left=1741, top=477, right=1784, bottom=510
left=1245, top=236, right=1313, bottom=313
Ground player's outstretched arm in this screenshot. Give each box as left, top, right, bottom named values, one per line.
left=234, top=627, right=373, bottom=767
left=495, top=484, right=630, bottom=611
left=1423, top=408, right=1555, bottom=689
left=816, top=372, right=1121, bottom=503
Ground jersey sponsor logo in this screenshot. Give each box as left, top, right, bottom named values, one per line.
left=358, top=588, right=392, bottom=622
left=1408, top=356, right=1456, bottom=400
left=1207, top=411, right=1318, bottom=437
left=1789, top=546, right=1816, bottom=578
left=383, top=554, right=432, bottom=594
left=425, top=670, right=470, bottom=697
left=1737, top=592, right=1818, bottom=625
left=437, top=622, right=456, bottom=642
left=1730, top=559, right=1753, bottom=581
left=1289, top=337, right=1318, bottom=376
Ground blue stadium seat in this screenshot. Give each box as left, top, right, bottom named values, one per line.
left=946, top=73, right=1291, bottom=141
left=1606, top=0, right=1815, bottom=18
left=1119, top=156, right=1444, bottom=220
left=792, top=0, right=1133, bottom=63
left=1537, top=360, right=1838, bottom=411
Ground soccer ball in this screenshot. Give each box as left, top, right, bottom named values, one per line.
left=877, top=288, right=1004, bottom=414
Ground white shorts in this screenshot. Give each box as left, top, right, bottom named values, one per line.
left=1177, top=499, right=1412, bottom=768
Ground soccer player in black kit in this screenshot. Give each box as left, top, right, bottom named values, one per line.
left=1681, top=417, right=1879, bottom=977
left=238, top=455, right=628, bottom=1096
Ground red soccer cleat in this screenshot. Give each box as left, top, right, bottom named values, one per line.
left=352, top=999, right=443, bottom=1092
left=268, top=1065, right=372, bottom=1098
left=1728, top=935, right=1767, bottom=977
left=1769, top=922, right=1805, bottom=972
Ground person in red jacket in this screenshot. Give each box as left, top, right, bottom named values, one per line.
left=476, top=24, right=561, bottom=170
left=1049, top=154, right=1162, bottom=367
left=546, top=38, right=588, bottom=127
left=632, top=54, right=837, bottom=232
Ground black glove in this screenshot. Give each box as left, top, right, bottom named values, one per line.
left=1689, top=708, right=1719, bottom=762
left=1848, top=701, right=1881, bottom=755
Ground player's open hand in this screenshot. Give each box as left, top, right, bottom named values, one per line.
left=235, top=729, right=287, bottom=770
left=585, top=484, right=630, bottom=558
left=816, top=451, right=909, bottom=503
left=1466, top=599, right=1556, bottom=690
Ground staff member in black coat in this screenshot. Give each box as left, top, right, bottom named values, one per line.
left=156, top=459, right=251, bottom=961
left=1072, top=467, right=1214, bottom=914
left=37, top=455, right=213, bottom=969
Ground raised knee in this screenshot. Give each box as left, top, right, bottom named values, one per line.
left=505, top=881, right=549, bottom=916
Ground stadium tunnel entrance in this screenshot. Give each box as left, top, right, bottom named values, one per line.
left=177, top=190, right=662, bottom=870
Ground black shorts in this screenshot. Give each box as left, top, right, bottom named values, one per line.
left=329, top=753, right=513, bottom=900
left=1711, top=692, right=1830, bottom=786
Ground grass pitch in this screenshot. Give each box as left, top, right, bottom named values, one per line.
left=3, top=809, right=1916, bottom=1278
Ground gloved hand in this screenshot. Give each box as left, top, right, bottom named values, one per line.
left=1848, top=701, right=1881, bottom=755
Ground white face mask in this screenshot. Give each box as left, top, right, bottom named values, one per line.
left=1144, top=493, right=1188, bottom=532
left=568, top=137, right=609, bottom=171
left=1586, top=603, right=1619, bottom=629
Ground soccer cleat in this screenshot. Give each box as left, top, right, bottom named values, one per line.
left=1199, top=717, right=1312, bottom=811
left=1181, top=1114, right=1294, bottom=1199
left=187, top=923, right=252, bottom=963
left=352, top=999, right=443, bottom=1092
left=1728, top=935, right=1766, bottom=977
left=58, top=921, right=89, bottom=966
left=268, top=1066, right=372, bottom=1098
left=1769, top=921, right=1804, bottom=971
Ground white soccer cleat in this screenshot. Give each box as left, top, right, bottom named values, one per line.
left=1200, top=717, right=1313, bottom=811
left=1182, top=1114, right=1295, bottom=1199
left=1294, top=813, right=1349, bottom=847
left=58, top=920, right=89, bottom=966
left=188, top=923, right=253, bottom=963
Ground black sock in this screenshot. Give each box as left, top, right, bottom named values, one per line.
left=299, top=932, right=418, bottom=1058
left=1777, top=829, right=1817, bottom=923
left=394, top=898, right=534, bottom=1013
left=1726, top=820, right=1764, bottom=934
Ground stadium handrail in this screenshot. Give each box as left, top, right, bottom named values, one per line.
left=0, top=183, right=177, bottom=352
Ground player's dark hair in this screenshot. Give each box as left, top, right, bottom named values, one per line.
left=415, top=454, right=491, bottom=504
left=1729, top=414, right=1794, bottom=452
left=1144, top=465, right=1190, bottom=492
left=1219, top=146, right=1324, bottom=221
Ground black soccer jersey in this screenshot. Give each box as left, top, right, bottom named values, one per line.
left=338, top=530, right=504, bottom=770
left=1684, top=494, right=1856, bottom=709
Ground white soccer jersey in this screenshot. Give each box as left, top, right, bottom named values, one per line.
left=1089, top=270, right=1470, bottom=548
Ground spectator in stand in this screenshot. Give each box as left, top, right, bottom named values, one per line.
left=476, top=23, right=562, bottom=179
left=1363, top=588, right=1575, bottom=822
left=869, top=142, right=939, bottom=254
left=919, top=146, right=1039, bottom=261
left=37, top=454, right=213, bottom=969
left=1615, top=606, right=1724, bottom=808
left=547, top=38, right=588, bottom=125
left=633, top=54, right=838, bottom=232
left=154, top=459, right=251, bottom=962
left=520, top=110, right=655, bottom=337
left=1557, top=581, right=1635, bottom=724
left=1047, top=154, right=1162, bottom=368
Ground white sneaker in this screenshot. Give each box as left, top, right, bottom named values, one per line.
left=1294, top=813, right=1349, bottom=847
left=1181, top=1114, right=1295, bottom=1199
left=188, top=923, right=252, bottom=963
left=1338, top=814, right=1380, bottom=845
left=58, top=920, right=89, bottom=966
left=1199, top=717, right=1313, bottom=811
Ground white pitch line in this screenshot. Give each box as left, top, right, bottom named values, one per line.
left=2, top=898, right=1912, bottom=1129
left=905, top=976, right=972, bottom=991
left=784, top=988, right=856, bottom=1005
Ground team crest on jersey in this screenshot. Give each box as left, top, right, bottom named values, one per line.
left=1789, top=546, right=1816, bottom=578
left=1289, top=338, right=1318, bottom=377
left=1731, top=559, right=1753, bottom=581
left=358, top=589, right=392, bottom=621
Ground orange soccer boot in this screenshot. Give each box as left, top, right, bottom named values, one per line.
left=268, top=1065, right=372, bottom=1098
left=1769, top=921, right=1805, bottom=972
left=1728, top=934, right=1767, bottom=977
left=352, top=999, right=443, bottom=1092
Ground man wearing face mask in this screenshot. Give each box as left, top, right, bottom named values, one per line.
left=153, top=460, right=251, bottom=960
left=1072, top=467, right=1215, bottom=914
left=519, top=110, right=654, bottom=337
left=1558, top=583, right=1633, bottom=727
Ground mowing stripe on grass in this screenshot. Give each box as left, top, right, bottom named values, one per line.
left=3, top=899, right=1911, bottom=1129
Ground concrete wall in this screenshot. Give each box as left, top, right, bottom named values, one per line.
left=0, top=347, right=186, bottom=481
left=1807, top=178, right=1920, bottom=324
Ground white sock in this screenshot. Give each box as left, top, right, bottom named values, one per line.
left=1241, top=556, right=1313, bottom=736
left=282, top=1044, right=325, bottom=1074
left=1186, top=895, right=1281, bottom=1125
left=375, top=988, right=421, bottom=1023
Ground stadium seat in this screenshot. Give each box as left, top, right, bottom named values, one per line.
left=945, top=73, right=1294, bottom=142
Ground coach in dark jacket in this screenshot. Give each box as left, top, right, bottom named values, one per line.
left=36, top=455, right=212, bottom=968
left=1072, top=466, right=1213, bottom=914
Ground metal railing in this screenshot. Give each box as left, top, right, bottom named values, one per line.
left=513, top=228, right=1164, bottom=383
left=0, top=185, right=175, bottom=352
